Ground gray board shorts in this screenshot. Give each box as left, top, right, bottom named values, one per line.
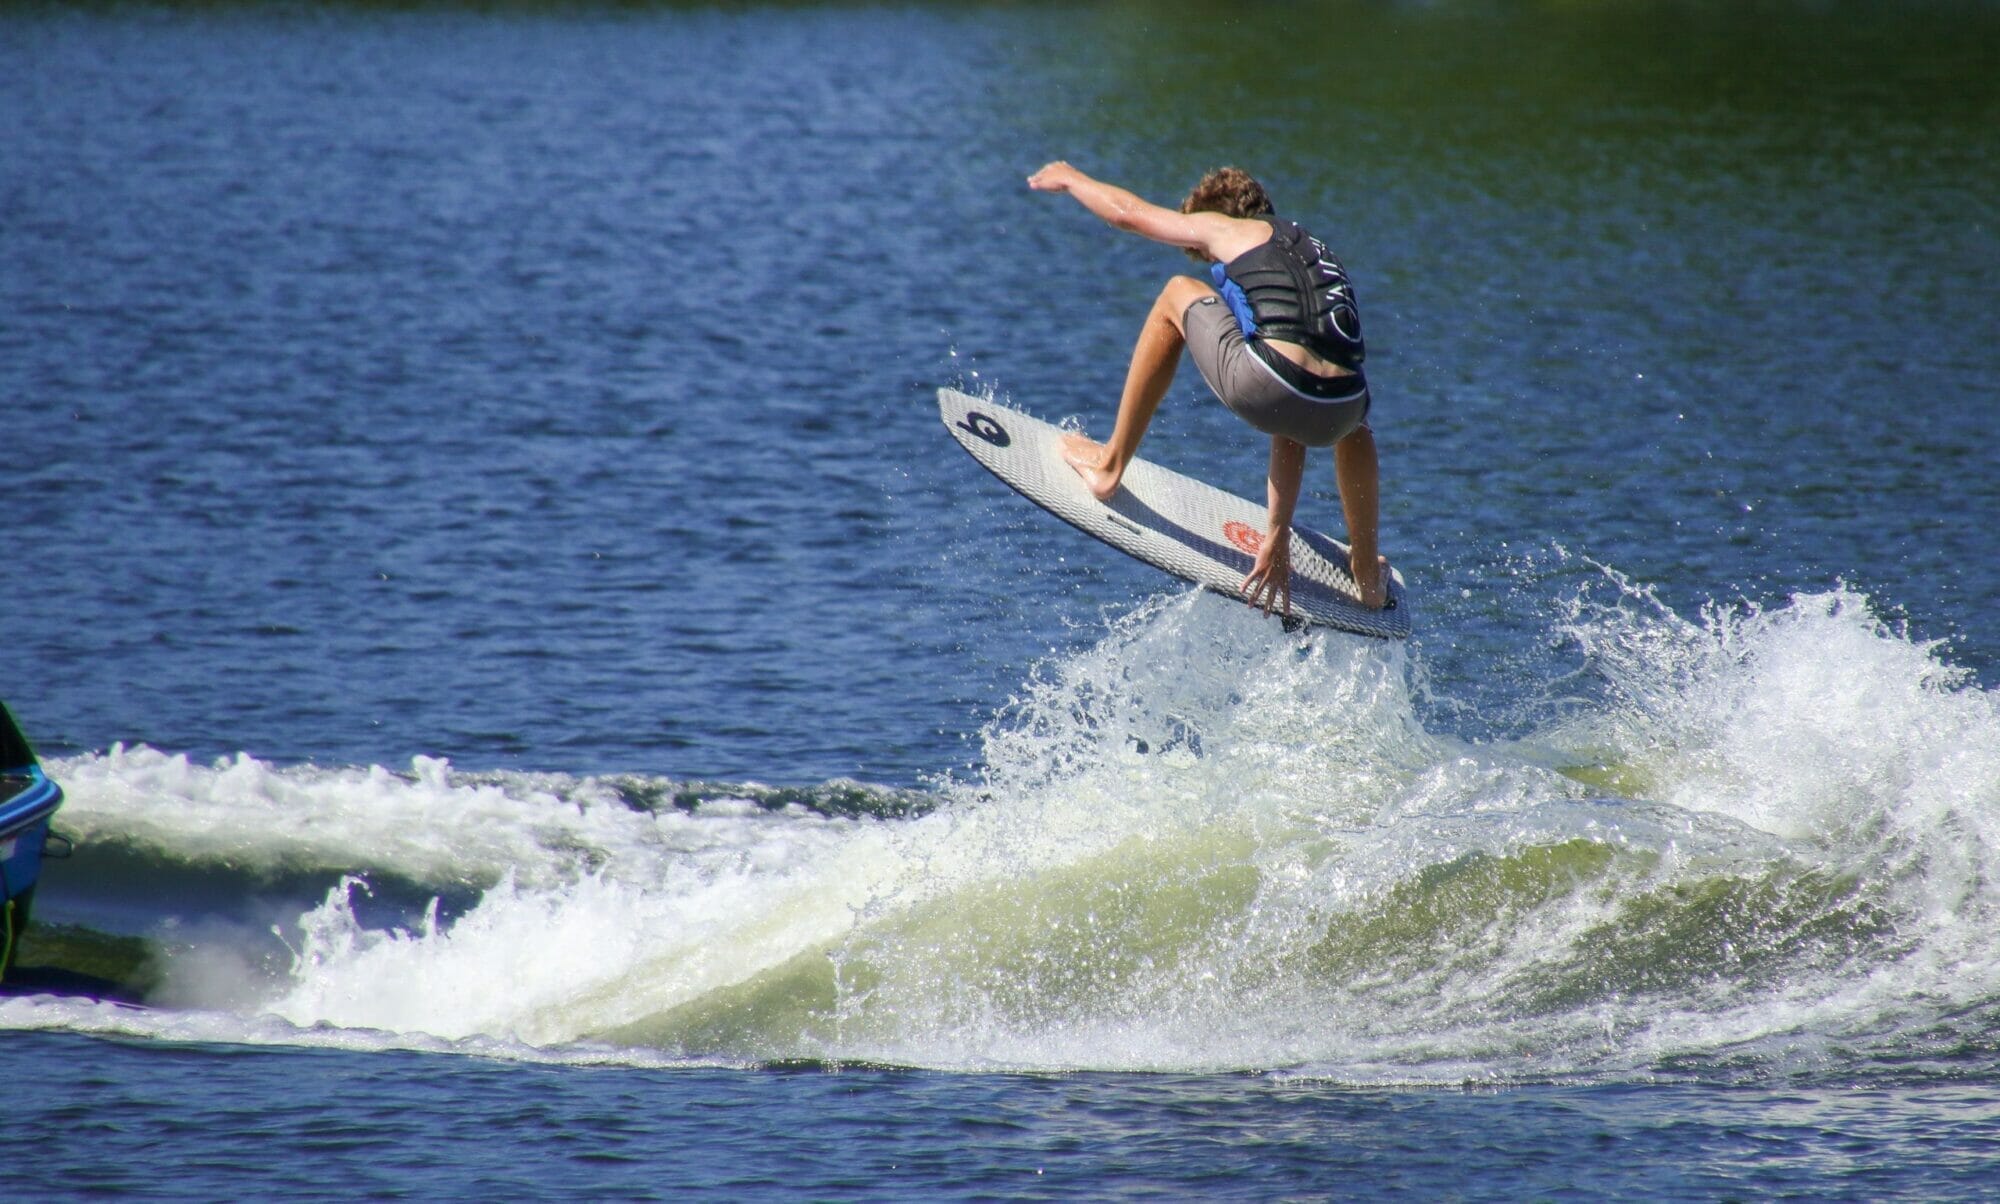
left=1183, top=294, right=1370, bottom=448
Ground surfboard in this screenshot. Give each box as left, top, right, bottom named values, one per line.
left=939, top=388, right=1411, bottom=639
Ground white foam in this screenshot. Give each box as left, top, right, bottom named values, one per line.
left=50, top=748, right=632, bottom=887
left=28, top=581, right=2000, bottom=1079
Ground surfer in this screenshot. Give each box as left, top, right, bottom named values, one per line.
left=1027, top=161, right=1387, bottom=613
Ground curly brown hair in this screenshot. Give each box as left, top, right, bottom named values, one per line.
left=1180, top=167, right=1274, bottom=219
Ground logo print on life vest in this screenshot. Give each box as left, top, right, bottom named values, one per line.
left=1223, top=521, right=1263, bottom=555
left=957, top=411, right=1010, bottom=448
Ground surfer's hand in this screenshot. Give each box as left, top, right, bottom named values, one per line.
left=1028, top=161, right=1081, bottom=193
left=1241, top=528, right=1293, bottom=617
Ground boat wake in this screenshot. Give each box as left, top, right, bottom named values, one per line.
left=7, top=573, right=1998, bottom=1083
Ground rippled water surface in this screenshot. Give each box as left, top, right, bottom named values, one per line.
left=5, top=1, right=1999, bottom=1197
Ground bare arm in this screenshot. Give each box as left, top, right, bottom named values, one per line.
left=1028, top=160, right=1246, bottom=258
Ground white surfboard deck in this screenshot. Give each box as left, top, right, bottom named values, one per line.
left=939, top=388, right=1410, bottom=640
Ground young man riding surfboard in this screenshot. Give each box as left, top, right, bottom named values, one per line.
left=1027, top=161, right=1388, bottom=616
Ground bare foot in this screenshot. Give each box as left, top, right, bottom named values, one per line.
left=1351, top=552, right=1390, bottom=610
left=1059, top=432, right=1123, bottom=502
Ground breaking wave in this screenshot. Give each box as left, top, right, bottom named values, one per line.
left=9, top=575, right=1998, bottom=1083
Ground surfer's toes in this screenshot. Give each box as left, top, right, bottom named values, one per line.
left=1058, top=432, right=1101, bottom=468
left=1059, top=433, right=1122, bottom=501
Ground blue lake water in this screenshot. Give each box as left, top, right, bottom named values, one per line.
left=5, top=1, right=2000, bottom=1197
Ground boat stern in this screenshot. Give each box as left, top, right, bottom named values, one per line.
left=0, top=702, right=66, bottom=980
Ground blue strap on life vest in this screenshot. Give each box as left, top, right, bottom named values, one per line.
left=1209, top=262, right=1260, bottom=338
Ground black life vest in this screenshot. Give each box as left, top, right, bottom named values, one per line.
left=1212, top=218, right=1365, bottom=370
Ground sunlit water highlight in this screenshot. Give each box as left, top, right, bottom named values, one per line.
left=7, top=0, right=1998, bottom=1194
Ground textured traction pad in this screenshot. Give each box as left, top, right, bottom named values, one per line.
left=940, top=388, right=1409, bottom=639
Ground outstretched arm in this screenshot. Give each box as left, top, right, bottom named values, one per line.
left=1241, top=436, right=1306, bottom=617
left=1028, top=160, right=1237, bottom=256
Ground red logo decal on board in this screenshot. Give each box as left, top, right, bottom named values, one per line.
left=1222, top=521, right=1263, bottom=555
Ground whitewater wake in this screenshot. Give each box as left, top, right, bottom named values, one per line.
left=7, top=576, right=1997, bottom=1082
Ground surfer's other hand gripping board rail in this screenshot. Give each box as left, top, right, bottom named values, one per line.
left=939, top=388, right=1410, bottom=640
